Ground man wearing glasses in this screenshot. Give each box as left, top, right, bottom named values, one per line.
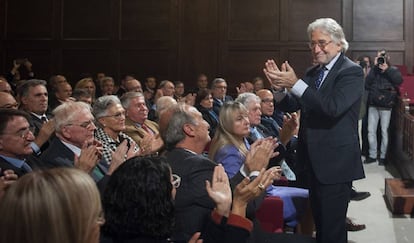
left=41, top=101, right=125, bottom=192
left=264, top=18, right=365, bottom=243
left=0, top=109, right=42, bottom=177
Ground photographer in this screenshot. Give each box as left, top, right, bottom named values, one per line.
left=364, top=50, right=403, bottom=165
left=5, top=58, right=35, bottom=92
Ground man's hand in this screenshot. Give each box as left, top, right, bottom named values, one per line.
left=205, top=164, right=232, bottom=217
left=34, top=119, right=55, bottom=148
left=109, top=140, right=140, bottom=175
left=279, top=112, right=299, bottom=145
left=244, top=137, right=278, bottom=173
left=264, top=60, right=299, bottom=89
left=0, top=169, right=18, bottom=199
left=75, top=141, right=101, bottom=173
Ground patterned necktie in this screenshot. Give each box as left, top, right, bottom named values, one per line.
left=315, top=66, right=326, bottom=89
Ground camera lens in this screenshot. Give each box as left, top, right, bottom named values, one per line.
left=377, top=57, right=385, bottom=65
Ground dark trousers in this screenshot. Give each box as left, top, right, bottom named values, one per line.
left=309, top=172, right=352, bottom=243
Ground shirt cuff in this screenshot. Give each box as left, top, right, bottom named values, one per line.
left=291, top=79, right=308, bottom=97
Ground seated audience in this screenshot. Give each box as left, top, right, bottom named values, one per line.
left=0, top=79, right=13, bottom=94
left=40, top=101, right=125, bottom=191
left=0, top=168, right=104, bottom=243
left=0, top=92, right=19, bottom=109
left=49, top=82, right=73, bottom=110
left=121, top=92, right=164, bottom=155
left=195, top=89, right=219, bottom=139
left=72, top=88, right=93, bottom=104
left=92, top=95, right=140, bottom=165
left=211, top=78, right=233, bottom=116
left=159, top=104, right=283, bottom=242
left=0, top=109, right=45, bottom=176
left=101, top=155, right=272, bottom=243
left=209, top=101, right=309, bottom=230
left=75, top=78, right=96, bottom=100
left=100, top=76, right=115, bottom=96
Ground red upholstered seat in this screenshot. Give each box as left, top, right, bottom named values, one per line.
left=400, top=76, right=414, bottom=104
left=256, top=196, right=284, bottom=233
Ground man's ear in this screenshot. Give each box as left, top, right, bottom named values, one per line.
left=182, top=123, right=195, bottom=137
left=60, top=126, right=72, bottom=140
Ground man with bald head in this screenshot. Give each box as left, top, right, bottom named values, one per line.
left=124, top=79, right=143, bottom=93
left=0, top=92, right=18, bottom=109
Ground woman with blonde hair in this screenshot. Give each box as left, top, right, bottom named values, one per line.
left=75, top=78, right=96, bottom=100
left=209, top=101, right=310, bottom=231
left=0, top=168, right=104, bottom=243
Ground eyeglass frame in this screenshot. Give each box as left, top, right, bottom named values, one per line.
left=0, top=126, right=35, bottom=139
left=65, top=119, right=96, bottom=129
left=101, top=111, right=126, bottom=120
left=261, top=98, right=274, bottom=104
left=308, top=40, right=333, bottom=50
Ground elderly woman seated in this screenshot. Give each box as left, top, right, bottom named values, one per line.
left=92, top=95, right=140, bottom=167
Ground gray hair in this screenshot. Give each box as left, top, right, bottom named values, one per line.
left=92, top=95, right=121, bottom=119
left=53, top=101, right=92, bottom=133
left=307, top=18, right=349, bottom=52
left=235, top=92, right=261, bottom=108
left=210, top=78, right=226, bottom=89
left=156, top=96, right=177, bottom=117
left=161, top=104, right=198, bottom=150
left=17, top=79, right=47, bottom=98
left=120, top=92, right=144, bottom=109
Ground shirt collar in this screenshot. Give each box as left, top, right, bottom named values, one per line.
left=61, top=140, right=81, bottom=156
left=0, top=154, right=25, bottom=168
left=324, top=52, right=341, bottom=71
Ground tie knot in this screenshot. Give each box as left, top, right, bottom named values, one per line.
left=41, top=115, right=48, bottom=122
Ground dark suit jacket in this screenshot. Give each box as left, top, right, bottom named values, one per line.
left=0, top=155, right=44, bottom=177
left=40, top=137, right=110, bottom=192
left=195, top=105, right=219, bottom=138
left=276, top=53, right=365, bottom=184
left=165, top=148, right=260, bottom=241
left=27, top=112, right=54, bottom=153
left=212, top=95, right=233, bottom=116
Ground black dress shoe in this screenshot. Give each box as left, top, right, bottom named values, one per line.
left=351, top=189, right=371, bottom=201
left=378, top=158, right=386, bottom=166
left=346, top=218, right=366, bottom=231
left=364, top=157, right=376, bottom=164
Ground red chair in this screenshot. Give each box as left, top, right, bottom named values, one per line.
left=256, top=196, right=284, bottom=233
left=400, top=76, right=414, bottom=104
left=395, top=65, right=409, bottom=76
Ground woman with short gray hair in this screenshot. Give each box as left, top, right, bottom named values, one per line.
left=93, top=95, right=139, bottom=165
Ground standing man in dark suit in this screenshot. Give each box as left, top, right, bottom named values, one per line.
left=263, top=18, right=365, bottom=243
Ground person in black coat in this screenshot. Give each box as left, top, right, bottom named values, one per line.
left=195, top=89, right=219, bottom=139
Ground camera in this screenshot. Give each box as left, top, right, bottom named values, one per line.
left=377, top=52, right=386, bottom=65
left=359, top=61, right=367, bottom=69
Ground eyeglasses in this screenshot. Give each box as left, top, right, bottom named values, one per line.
left=261, top=98, right=274, bottom=104
left=102, top=111, right=126, bottom=120
left=308, top=40, right=333, bottom=50
left=0, top=126, right=35, bottom=139
left=215, top=86, right=227, bottom=90
left=66, top=119, right=95, bottom=129
left=172, top=174, right=181, bottom=188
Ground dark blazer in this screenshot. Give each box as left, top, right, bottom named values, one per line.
left=0, top=155, right=44, bottom=177
left=276, top=53, right=365, bottom=184
left=27, top=112, right=54, bottom=153
left=40, top=137, right=110, bottom=192
left=195, top=105, right=219, bottom=138
left=212, top=95, right=233, bottom=116
left=165, top=148, right=259, bottom=241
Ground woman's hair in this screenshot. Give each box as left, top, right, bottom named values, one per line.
left=209, top=101, right=249, bottom=160
left=0, top=168, right=102, bottom=243
left=307, top=18, right=349, bottom=52
left=75, top=78, right=96, bottom=98
left=102, top=156, right=175, bottom=240
left=195, top=88, right=212, bottom=106
left=93, top=95, right=121, bottom=118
